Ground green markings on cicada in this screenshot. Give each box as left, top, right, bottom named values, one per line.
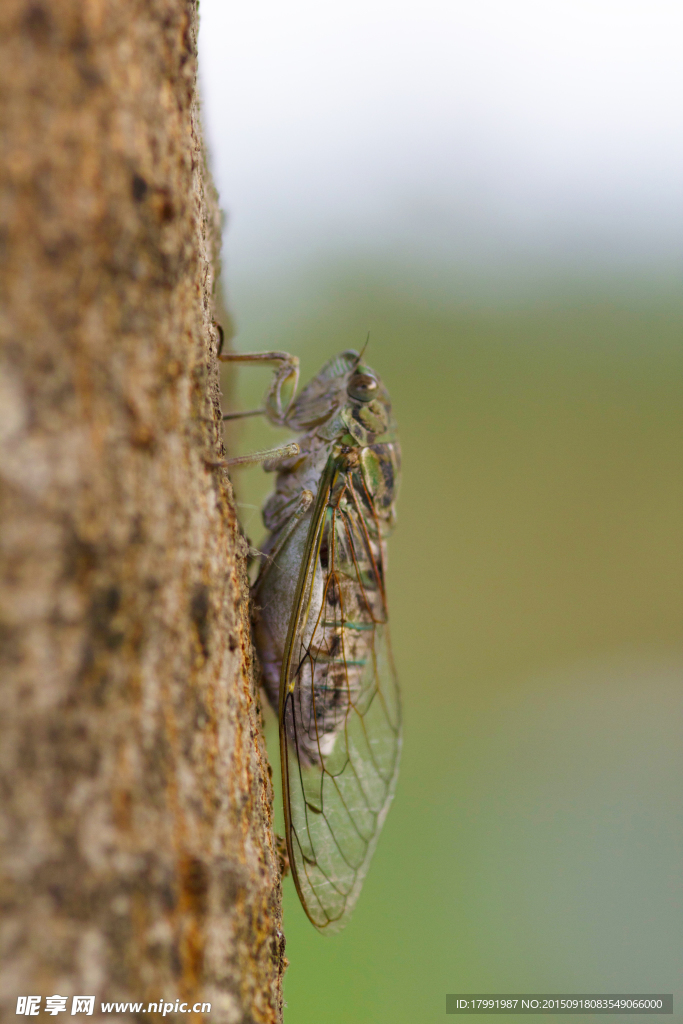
left=316, top=655, right=368, bottom=667
left=359, top=443, right=400, bottom=514
left=321, top=620, right=375, bottom=631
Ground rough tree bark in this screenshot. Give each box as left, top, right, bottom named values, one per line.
left=0, top=1, right=285, bottom=1021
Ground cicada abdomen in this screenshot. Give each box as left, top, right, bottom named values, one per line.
left=282, top=445, right=397, bottom=767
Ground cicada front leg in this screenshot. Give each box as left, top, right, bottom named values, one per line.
left=208, top=322, right=301, bottom=469
left=250, top=488, right=314, bottom=576
left=215, top=322, right=299, bottom=427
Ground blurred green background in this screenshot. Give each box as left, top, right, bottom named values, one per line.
left=197, top=0, right=683, bottom=1013
left=222, top=269, right=683, bottom=1024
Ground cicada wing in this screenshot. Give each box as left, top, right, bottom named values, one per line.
left=279, top=458, right=401, bottom=933
left=281, top=624, right=401, bottom=932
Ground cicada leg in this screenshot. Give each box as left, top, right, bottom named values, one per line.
left=209, top=322, right=301, bottom=467
left=205, top=442, right=300, bottom=470
left=251, top=489, right=314, bottom=578
left=215, top=321, right=299, bottom=427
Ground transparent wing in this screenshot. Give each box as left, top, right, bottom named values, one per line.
left=279, top=456, right=401, bottom=933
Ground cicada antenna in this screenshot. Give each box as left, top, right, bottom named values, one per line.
left=353, top=332, right=370, bottom=368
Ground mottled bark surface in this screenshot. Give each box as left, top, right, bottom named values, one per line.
left=0, top=1, right=284, bottom=1021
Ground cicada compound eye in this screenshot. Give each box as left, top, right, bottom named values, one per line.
left=347, top=371, right=378, bottom=403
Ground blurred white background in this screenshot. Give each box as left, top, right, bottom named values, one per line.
left=199, top=0, right=682, bottom=320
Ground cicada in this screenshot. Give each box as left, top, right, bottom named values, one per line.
left=216, top=337, right=401, bottom=933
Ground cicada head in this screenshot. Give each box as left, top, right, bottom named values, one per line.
left=286, top=349, right=396, bottom=446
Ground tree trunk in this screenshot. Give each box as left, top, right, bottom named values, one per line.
left=0, top=2, right=284, bottom=1021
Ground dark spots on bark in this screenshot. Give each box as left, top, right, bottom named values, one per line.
left=228, top=633, right=238, bottom=652
left=17, top=726, right=37, bottom=775
left=142, top=732, right=174, bottom=797
left=76, top=579, right=128, bottom=702
left=113, top=787, right=132, bottom=831
left=193, top=694, right=209, bottom=730
left=129, top=514, right=145, bottom=545
left=216, top=859, right=250, bottom=913
left=22, top=4, right=52, bottom=44
left=190, top=584, right=210, bottom=659
left=130, top=421, right=156, bottom=450
left=47, top=719, right=101, bottom=778
left=274, top=835, right=289, bottom=880
left=158, top=196, right=175, bottom=223
left=108, top=909, right=134, bottom=953
left=0, top=623, right=22, bottom=666
left=169, top=940, right=183, bottom=978
left=271, top=924, right=287, bottom=969
left=43, top=233, right=79, bottom=265
left=67, top=22, right=102, bottom=87
left=97, top=584, right=120, bottom=618
left=63, top=534, right=97, bottom=584
left=179, top=11, right=193, bottom=66
left=76, top=652, right=112, bottom=704
left=131, top=174, right=149, bottom=202
left=181, top=856, right=209, bottom=917
left=40, top=857, right=97, bottom=920
left=160, top=881, right=177, bottom=913
left=76, top=62, right=102, bottom=89
left=69, top=22, right=89, bottom=54
left=90, top=584, right=124, bottom=650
